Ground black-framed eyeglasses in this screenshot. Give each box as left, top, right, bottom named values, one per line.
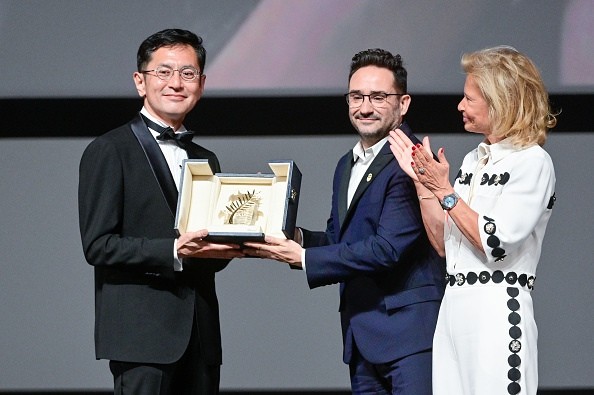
left=141, top=65, right=202, bottom=82
left=345, top=92, right=405, bottom=107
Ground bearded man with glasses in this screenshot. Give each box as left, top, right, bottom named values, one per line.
left=78, top=29, right=244, bottom=395
left=244, top=48, right=446, bottom=394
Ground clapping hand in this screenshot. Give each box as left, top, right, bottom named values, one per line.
left=389, top=129, right=431, bottom=180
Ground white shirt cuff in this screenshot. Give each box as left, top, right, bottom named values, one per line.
left=173, top=239, right=183, bottom=272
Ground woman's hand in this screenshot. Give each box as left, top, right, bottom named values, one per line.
left=389, top=129, right=421, bottom=180
left=410, top=137, right=452, bottom=198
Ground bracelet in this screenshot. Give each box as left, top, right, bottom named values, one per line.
left=418, top=194, right=435, bottom=201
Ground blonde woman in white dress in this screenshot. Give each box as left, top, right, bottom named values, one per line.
left=389, top=46, right=558, bottom=395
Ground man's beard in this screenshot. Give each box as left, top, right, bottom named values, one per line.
left=356, top=124, right=389, bottom=145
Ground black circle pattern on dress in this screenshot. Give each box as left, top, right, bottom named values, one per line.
left=480, top=172, right=510, bottom=186
left=479, top=271, right=491, bottom=284
left=456, top=169, right=472, bottom=185
left=492, top=270, right=504, bottom=283
left=446, top=271, right=535, bottom=291
left=483, top=216, right=507, bottom=262
left=506, top=287, right=522, bottom=394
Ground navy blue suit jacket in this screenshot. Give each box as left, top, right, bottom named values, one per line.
left=302, top=123, right=445, bottom=364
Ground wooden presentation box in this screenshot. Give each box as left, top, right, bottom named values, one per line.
left=175, top=160, right=302, bottom=243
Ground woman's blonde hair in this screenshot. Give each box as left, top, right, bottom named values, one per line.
left=461, top=46, right=557, bottom=147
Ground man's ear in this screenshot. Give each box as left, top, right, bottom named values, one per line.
left=399, top=94, right=411, bottom=117
left=133, top=72, right=146, bottom=98
left=197, top=74, right=206, bottom=96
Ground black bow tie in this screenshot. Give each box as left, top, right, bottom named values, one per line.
left=141, top=114, right=194, bottom=147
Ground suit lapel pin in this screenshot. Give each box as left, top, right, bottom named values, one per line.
left=366, top=173, right=373, bottom=182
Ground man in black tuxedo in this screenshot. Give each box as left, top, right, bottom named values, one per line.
left=78, top=29, right=243, bottom=395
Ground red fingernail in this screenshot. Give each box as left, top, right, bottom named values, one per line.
left=412, top=152, right=415, bottom=156
left=411, top=145, right=416, bottom=150
left=416, top=144, right=421, bottom=148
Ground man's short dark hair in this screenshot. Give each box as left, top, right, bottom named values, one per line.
left=349, top=48, right=407, bottom=93
left=137, top=28, right=206, bottom=72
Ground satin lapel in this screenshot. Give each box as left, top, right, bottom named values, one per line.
left=130, top=114, right=178, bottom=218
left=337, top=154, right=353, bottom=228
left=343, top=142, right=393, bottom=225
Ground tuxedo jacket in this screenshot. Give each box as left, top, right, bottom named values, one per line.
left=78, top=114, right=229, bottom=365
left=302, top=123, right=446, bottom=365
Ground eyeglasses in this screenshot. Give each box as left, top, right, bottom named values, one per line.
left=141, top=65, right=202, bottom=82
left=345, top=92, right=405, bottom=107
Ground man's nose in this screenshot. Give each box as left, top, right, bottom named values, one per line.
left=168, top=70, right=184, bottom=86
left=359, top=96, right=375, bottom=112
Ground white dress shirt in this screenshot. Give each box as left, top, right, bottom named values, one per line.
left=140, top=108, right=189, bottom=271
left=348, top=136, right=389, bottom=207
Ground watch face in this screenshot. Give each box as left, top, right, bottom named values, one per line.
left=444, top=196, right=455, bottom=207
left=442, top=193, right=458, bottom=210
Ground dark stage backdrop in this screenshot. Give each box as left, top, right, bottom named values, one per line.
left=1, top=1, right=593, bottom=98
left=0, top=0, right=593, bottom=392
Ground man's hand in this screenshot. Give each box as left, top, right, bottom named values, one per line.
left=243, top=235, right=303, bottom=268
left=177, top=229, right=244, bottom=259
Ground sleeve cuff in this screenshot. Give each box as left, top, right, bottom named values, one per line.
left=173, top=239, right=183, bottom=271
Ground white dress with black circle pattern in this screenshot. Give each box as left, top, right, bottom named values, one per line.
left=433, top=139, right=556, bottom=395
